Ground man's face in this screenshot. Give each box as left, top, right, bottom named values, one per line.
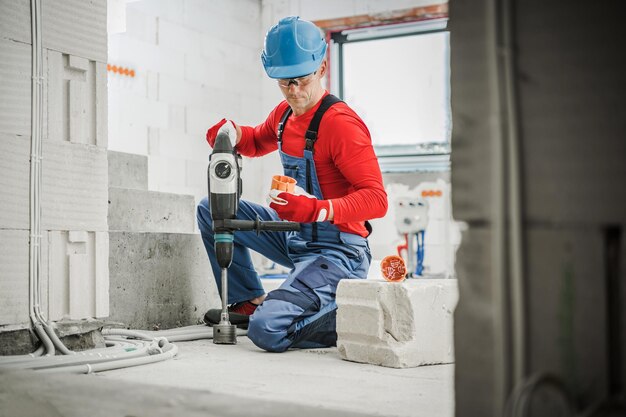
left=277, top=61, right=326, bottom=113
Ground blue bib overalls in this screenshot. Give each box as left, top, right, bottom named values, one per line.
left=197, top=95, right=371, bottom=352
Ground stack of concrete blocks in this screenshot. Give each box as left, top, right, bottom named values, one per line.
left=0, top=0, right=109, bottom=348
left=336, top=278, right=458, bottom=368
left=107, top=150, right=219, bottom=329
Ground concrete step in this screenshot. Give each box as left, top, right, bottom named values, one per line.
left=108, top=187, right=196, bottom=233
left=108, top=150, right=148, bottom=190
left=108, top=231, right=219, bottom=330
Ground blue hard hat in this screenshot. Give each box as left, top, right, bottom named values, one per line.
left=261, top=16, right=327, bottom=79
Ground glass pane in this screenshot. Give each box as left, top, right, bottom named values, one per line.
left=343, top=32, right=450, bottom=147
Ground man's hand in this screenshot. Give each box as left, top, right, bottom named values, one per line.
left=206, top=119, right=238, bottom=148
left=269, top=191, right=332, bottom=223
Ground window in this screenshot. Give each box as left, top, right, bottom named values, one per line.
left=330, top=19, right=451, bottom=172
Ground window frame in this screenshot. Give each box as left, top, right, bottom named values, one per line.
left=328, top=18, right=451, bottom=173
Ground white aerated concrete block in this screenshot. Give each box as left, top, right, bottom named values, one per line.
left=0, top=0, right=31, bottom=44
left=48, top=231, right=109, bottom=320
left=154, top=129, right=208, bottom=162
left=182, top=1, right=260, bottom=48
left=186, top=159, right=209, bottom=190
left=198, top=34, right=260, bottom=71
left=47, top=50, right=107, bottom=147
left=158, top=74, right=208, bottom=107
left=127, top=0, right=184, bottom=25
left=186, top=106, right=219, bottom=137
left=111, top=36, right=185, bottom=79
left=0, top=39, right=31, bottom=137
left=42, top=0, right=107, bottom=63
left=184, top=53, right=225, bottom=86
left=124, top=7, right=158, bottom=45
left=0, top=230, right=29, bottom=325
left=336, top=278, right=458, bottom=368
left=95, top=62, right=108, bottom=148
left=158, top=18, right=201, bottom=56
left=41, top=141, right=108, bottom=232
left=148, top=155, right=187, bottom=190
left=0, top=134, right=30, bottom=229
left=118, top=95, right=169, bottom=130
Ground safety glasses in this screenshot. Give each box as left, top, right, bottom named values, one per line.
left=277, top=71, right=317, bottom=88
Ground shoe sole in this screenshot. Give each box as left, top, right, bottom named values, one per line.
left=204, top=310, right=250, bottom=329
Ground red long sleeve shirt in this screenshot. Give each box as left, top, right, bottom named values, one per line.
left=237, top=92, right=388, bottom=237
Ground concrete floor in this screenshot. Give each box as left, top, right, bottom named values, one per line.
left=98, top=336, right=455, bottom=417
left=0, top=336, right=454, bottom=416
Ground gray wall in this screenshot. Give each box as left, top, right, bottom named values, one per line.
left=450, top=0, right=626, bottom=415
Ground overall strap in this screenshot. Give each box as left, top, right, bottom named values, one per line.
left=277, top=106, right=293, bottom=143
left=305, top=94, right=342, bottom=242
left=303, top=94, right=343, bottom=196
left=304, top=94, right=342, bottom=152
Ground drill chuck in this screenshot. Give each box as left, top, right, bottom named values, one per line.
left=215, top=234, right=234, bottom=269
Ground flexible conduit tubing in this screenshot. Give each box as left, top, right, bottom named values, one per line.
left=38, top=342, right=179, bottom=374
left=101, top=329, right=157, bottom=341
left=28, top=0, right=55, bottom=357
left=0, top=343, right=144, bottom=366
left=0, top=335, right=158, bottom=369
left=138, top=325, right=211, bottom=335
left=0, top=344, right=151, bottom=370
left=25, top=0, right=75, bottom=357
left=0, top=324, right=239, bottom=371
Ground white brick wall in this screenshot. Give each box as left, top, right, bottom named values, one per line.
left=108, top=0, right=265, bottom=207
left=0, top=0, right=109, bottom=327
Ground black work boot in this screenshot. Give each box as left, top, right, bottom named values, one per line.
left=204, top=301, right=259, bottom=329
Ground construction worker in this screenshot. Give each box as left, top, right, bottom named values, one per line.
left=198, top=16, right=387, bottom=352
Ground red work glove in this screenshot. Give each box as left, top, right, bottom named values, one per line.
left=269, top=192, right=331, bottom=223
left=206, top=119, right=237, bottom=148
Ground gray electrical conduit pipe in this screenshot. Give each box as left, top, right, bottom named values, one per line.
left=0, top=338, right=150, bottom=367
left=37, top=342, right=179, bottom=375
left=141, top=324, right=210, bottom=334
left=0, top=325, right=246, bottom=372
left=0, top=344, right=152, bottom=371
left=27, top=0, right=74, bottom=358
left=0, top=340, right=142, bottom=366
left=28, top=0, right=57, bottom=358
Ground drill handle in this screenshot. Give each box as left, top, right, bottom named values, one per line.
left=257, top=220, right=300, bottom=232
left=214, top=217, right=300, bottom=234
